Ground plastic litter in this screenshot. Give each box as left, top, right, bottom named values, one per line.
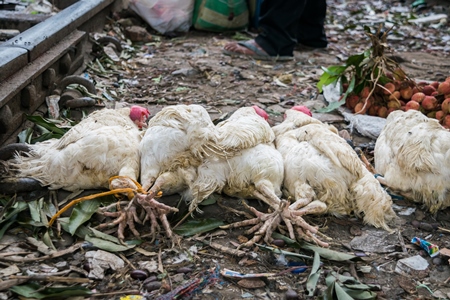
left=411, top=237, right=440, bottom=257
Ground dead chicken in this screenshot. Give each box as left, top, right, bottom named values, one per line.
left=272, top=106, right=397, bottom=232
left=186, top=106, right=328, bottom=247
left=0, top=106, right=177, bottom=241
left=374, top=109, right=450, bottom=213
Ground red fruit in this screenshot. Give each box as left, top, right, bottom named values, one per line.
left=441, top=98, right=450, bottom=113
left=430, top=81, right=440, bottom=89
left=387, top=100, right=401, bottom=109
left=411, top=92, right=426, bottom=103
left=438, top=81, right=450, bottom=95
left=435, top=110, right=445, bottom=121
left=368, top=105, right=380, bottom=116
left=422, top=85, right=436, bottom=96
left=405, top=100, right=420, bottom=111
left=354, top=102, right=367, bottom=114
left=386, top=107, right=397, bottom=116
left=443, top=115, right=450, bottom=128
left=431, top=91, right=439, bottom=97
left=421, top=96, right=438, bottom=110
left=389, top=91, right=400, bottom=102
left=400, top=86, right=413, bottom=100
left=345, top=94, right=360, bottom=110
left=383, top=82, right=396, bottom=95
left=359, top=86, right=370, bottom=99
left=378, top=106, right=388, bottom=118
left=412, top=87, right=419, bottom=94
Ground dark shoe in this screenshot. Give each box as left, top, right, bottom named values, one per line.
left=223, top=40, right=293, bottom=61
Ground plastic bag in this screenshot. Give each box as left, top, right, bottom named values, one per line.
left=129, top=0, right=194, bottom=34
left=193, top=0, right=249, bottom=32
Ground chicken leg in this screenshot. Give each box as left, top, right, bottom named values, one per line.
left=220, top=181, right=329, bottom=248
left=93, top=176, right=179, bottom=242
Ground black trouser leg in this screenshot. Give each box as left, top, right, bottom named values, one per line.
left=255, top=0, right=306, bottom=56
left=297, top=0, right=328, bottom=48
left=254, top=0, right=327, bottom=55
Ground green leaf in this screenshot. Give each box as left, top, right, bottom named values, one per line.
left=344, top=288, right=377, bottom=300
left=322, top=65, right=348, bottom=76
left=299, top=241, right=357, bottom=261
left=346, top=53, right=366, bottom=68
left=334, top=282, right=355, bottom=300
left=60, top=225, right=136, bottom=252
left=316, top=97, right=346, bottom=113
left=18, top=128, right=33, bottom=143
left=199, top=194, right=219, bottom=206
left=10, top=283, right=91, bottom=299
left=317, top=72, right=341, bottom=93
left=306, top=251, right=321, bottom=296
left=316, top=73, right=356, bottom=113
left=174, top=218, right=225, bottom=236
left=67, top=198, right=102, bottom=235
left=0, top=219, right=15, bottom=240
left=344, top=283, right=373, bottom=290
left=255, top=243, right=312, bottom=259
left=28, top=200, right=42, bottom=223
left=0, top=198, right=28, bottom=225
left=41, top=230, right=56, bottom=250
left=271, top=232, right=298, bottom=245
left=26, top=115, right=67, bottom=135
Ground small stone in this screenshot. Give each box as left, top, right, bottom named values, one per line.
left=285, top=289, right=299, bottom=300
left=124, top=26, right=152, bottom=42
left=432, top=257, right=442, bottom=265
left=237, top=278, right=266, bottom=289
left=176, top=267, right=193, bottom=274
left=144, top=281, right=161, bottom=292
left=130, top=269, right=148, bottom=280
left=272, top=239, right=286, bottom=247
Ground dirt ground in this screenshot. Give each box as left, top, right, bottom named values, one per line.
left=1, top=0, right=450, bottom=299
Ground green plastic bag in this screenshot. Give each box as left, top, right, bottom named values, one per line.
left=193, top=0, right=249, bottom=32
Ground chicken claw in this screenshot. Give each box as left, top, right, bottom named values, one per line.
left=135, top=192, right=179, bottom=242
left=222, top=200, right=329, bottom=248
left=97, top=192, right=179, bottom=243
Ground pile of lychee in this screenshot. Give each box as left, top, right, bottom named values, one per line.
left=345, top=77, right=450, bottom=128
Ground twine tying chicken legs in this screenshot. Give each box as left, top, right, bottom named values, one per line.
left=47, top=176, right=177, bottom=242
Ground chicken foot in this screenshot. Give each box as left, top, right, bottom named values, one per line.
left=97, top=191, right=179, bottom=243
left=222, top=199, right=329, bottom=248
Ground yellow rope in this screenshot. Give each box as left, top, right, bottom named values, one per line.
left=48, top=176, right=161, bottom=227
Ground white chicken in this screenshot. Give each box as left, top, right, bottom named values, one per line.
left=139, top=104, right=221, bottom=196
left=1, top=106, right=178, bottom=240
left=138, top=104, right=222, bottom=240
left=374, top=109, right=450, bottom=213
left=273, top=106, right=396, bottom=232
left=186, top=106, right=328, bottom=247
left=5, top=106, right=149, bottom=191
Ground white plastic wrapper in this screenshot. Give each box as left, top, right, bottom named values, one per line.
left=339, top=107, right=387, bottom=140
left=129, top=0, right=194, bottom=34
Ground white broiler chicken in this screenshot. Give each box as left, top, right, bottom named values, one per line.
left=1, top=106, right=177, bottom=240
left=5, top=106, right=149, bottom=191
left=374, top=109, right=450, bottom=213
left=140, top=104, right=220, bottom=195
left=273, top=106, right=396, bottom=232
left=138, top=104, right=221, bottom=239
left=186, top=106, right=328, bottom=247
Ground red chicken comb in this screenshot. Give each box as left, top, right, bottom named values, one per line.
left=291, top=105, right=312, bottom=117
left=130, top=105, right=150, bottom=128
left=252, top=105, right=269, bottom=120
